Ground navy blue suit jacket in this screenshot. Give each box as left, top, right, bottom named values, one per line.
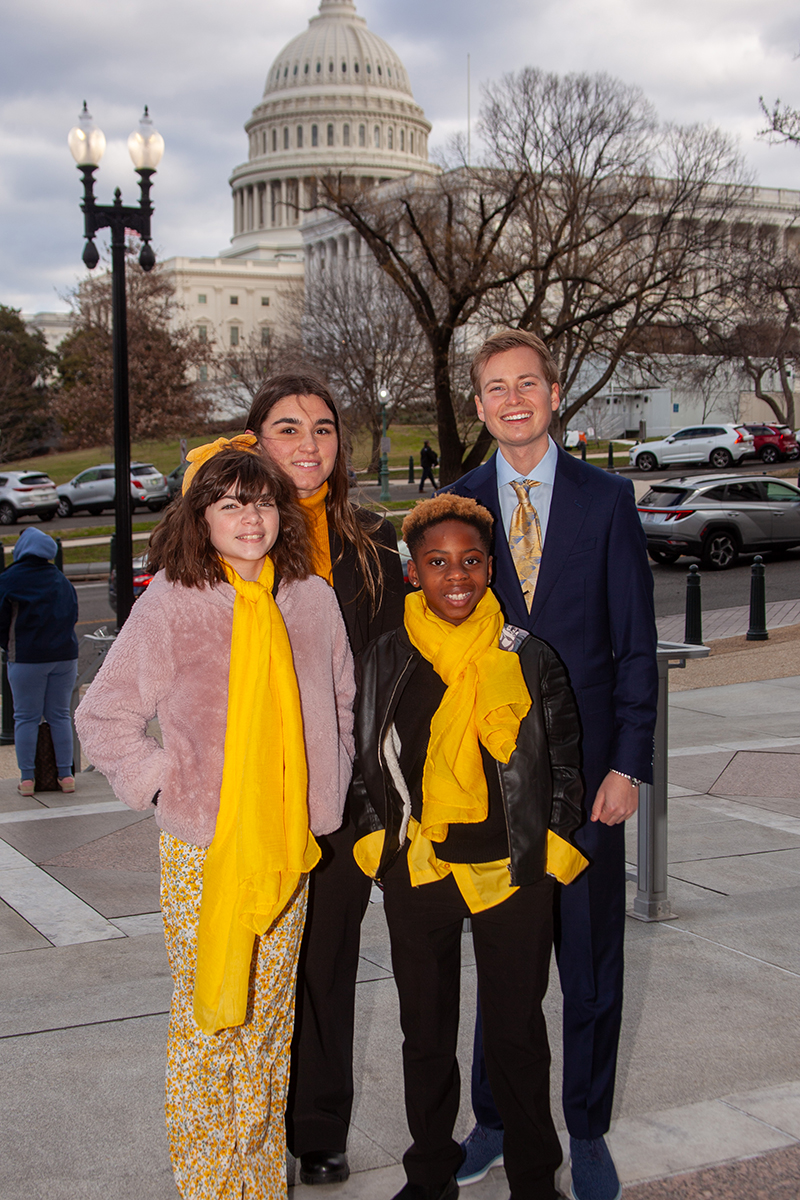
left=449, top=447, right=658, bottom=792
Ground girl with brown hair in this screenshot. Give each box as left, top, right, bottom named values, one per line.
left=245, top=373, right=405, bottom=1185
left=76, top=439, right=355, bottom=1198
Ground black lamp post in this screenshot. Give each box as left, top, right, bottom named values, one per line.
left=67, top=103, right=164, bottom=628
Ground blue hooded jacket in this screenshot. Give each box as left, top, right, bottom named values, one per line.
left=0, top=527, right=79, bottom=663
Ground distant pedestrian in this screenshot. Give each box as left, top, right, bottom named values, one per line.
left=0, top=527, right=78, bottom=796
left=419, top=440, right=439, bottom=492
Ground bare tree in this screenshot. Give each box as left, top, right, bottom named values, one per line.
left=480, top=68, right=750, bottom=440
left=294, top=256, right=433, bottom=470
left=55, top=248, right=212, bottom=448
left=759, top=95, right=800, bottom=146
left=317, top=166, right=530, bottom=483
left=703, top=231, right=800, bottom=429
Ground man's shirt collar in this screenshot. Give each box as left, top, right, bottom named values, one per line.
left=496, top=436, right=558, bottom=489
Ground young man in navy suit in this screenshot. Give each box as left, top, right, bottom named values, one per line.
left=447, top=330, right=658, bottom=1200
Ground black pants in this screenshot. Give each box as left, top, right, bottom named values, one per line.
left=419, top=466, right=437, bottom=491
left=471, top=801, right=626, bottom=1140
left=286, top=811, right=372, bottom=1155
left=383, top=859, right=562, bottom=1200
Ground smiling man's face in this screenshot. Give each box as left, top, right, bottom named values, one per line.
left=475, top=345, right=560, bottom=472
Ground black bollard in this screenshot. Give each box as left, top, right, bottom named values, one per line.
left=0, top=544, right=11, bottom=745
left=408, top=455, right=415, bottom=484
left=607, top=442, right=614, bottom=469
left=684, top=564, right=703, bottom=645
left=580, top=440, right=587, bottom=461
left=54, top=537, right=64, bottom=573
left=746, top=555, right=768, bottom=641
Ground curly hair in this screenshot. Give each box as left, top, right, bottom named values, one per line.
left=470, top=329, right=560, bottom=395
left=245, top=370, right=387, bottom=610
left=147, top=448, right=312, bottom=587
left=401, top=495, right=494, bottom=557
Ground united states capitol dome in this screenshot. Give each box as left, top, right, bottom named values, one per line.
left=226, top=0, right=436, bottom=260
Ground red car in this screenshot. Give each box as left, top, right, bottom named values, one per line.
left=743, top=423, right=799, bottom=464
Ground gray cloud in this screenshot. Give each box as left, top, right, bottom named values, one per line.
left=2, top=0, right=800, bottom=312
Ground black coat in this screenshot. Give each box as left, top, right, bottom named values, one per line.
left=351, top=623, right=585, bottom=888
left=329, top=509, right=405, bottom=657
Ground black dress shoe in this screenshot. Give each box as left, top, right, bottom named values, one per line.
left=299, top=1151, right=350, bottom=1185
left=390, top=1178, right=458, bottom=1200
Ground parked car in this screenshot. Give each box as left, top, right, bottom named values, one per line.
left=629, top=425, right=754, bottom=472
left=637, top=473, right=800, bottom=568
left=0, top=471, right=59, bottom=525
left=742, top=423, right=800, bottom=464
left=165, top=462, right=188, bottom=499
left=108, top=553, right=154, bottom=612
left=56, top=462, right=169, bottom=517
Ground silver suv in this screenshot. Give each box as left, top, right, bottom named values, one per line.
left=0, top=471, right=59, bottom=525
left=56, top=462, right=169, bottom=517
left=629, top=424, right=754, bottom=471
left=637, top=473, right=800, bottom=568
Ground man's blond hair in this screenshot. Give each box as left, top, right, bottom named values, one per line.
left=470, top=330, right=560, bottom=396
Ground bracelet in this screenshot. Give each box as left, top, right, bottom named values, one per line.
left=610, top=769, right=642, bottom=788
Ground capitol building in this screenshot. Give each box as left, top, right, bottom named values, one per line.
left=158, top=0, right=438, bottom=359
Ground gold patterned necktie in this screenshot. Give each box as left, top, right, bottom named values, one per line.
left=509, top=479, right=543, bottom=612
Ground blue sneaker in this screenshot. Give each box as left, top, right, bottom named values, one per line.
left=569, top=1136, right=621, bottom=1200
left=456, top=1123, right=504, bottom=1186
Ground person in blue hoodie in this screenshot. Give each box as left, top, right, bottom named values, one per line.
left=0, top=527, right=79, bottom=795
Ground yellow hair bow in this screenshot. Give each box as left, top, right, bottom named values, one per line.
left=182, top=434, right=259, bottom=495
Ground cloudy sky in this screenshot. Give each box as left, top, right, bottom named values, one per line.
left=3, top=0, right=800, bottom=315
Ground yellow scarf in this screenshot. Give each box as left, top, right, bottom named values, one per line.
left=193, top=555, right=320, bottom=1034
left=404, top=589, right=531, bottom=842
left=298, top=483, right=333, bottom=584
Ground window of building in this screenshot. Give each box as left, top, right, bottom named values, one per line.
left=230, top=295, right=239, bottom=305
left=293, top=64, right=298, bottom=76
left=327, top=123, right=334, bottom=146
left=343, top=124, right=350, bottom=147
left=199, top=365, right=208, bottom=382
left=283, top=66, right=288, bottom=78
left=272, top=129, right=277, bottom=152
left=230, top=327, right=240, bottom=347
left=387, top=67, right=392, bottom=78
left=197, top=325, right=207, bottom=342
left=311, top=124, right=318, bottom=147
left=283, top=127, right=289, bottom=150
left=297, top=125, right=303, bottom=148
left=261, top=131, right=266, bottom=154
left=329, top=61, right=334, bottom=72
left=260, top=327, right=271, bottom=347
left=388, top=127, right=393, bottom=150
left=354, top=61, right=360, bottom=73
left=304, top=62, right=309, bottom=74
left=409, top=131, right=414, bottom=154
left=374, top=125, right=380, bottom=148
left=316, top=61, right=321, bottom=73
left=377, top=64, right=382, bottom=76
left=359, top=124, right=366, bottom=147
left=198, top=294, right=207, bottom=304
left=261, top=296, right=270, bottom=306
left=366, top=62, right=371, bottom=74
left=400, top=129, right=404, bottom=151
left=342, top=61, right=347, bottom=72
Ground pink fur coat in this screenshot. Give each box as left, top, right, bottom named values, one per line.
left=75, top=570, right=355, bottom=846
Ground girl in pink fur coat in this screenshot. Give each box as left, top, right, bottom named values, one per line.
left=76, top=441, right=355, bottom=1200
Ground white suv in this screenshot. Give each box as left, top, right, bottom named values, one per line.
left=629, top=425, right=754, bottom=472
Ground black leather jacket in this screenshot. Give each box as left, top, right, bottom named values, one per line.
left=351, top=623, right=585, bottom=887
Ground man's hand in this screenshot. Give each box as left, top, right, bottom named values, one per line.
left=590, top=770, right=639, bottom=825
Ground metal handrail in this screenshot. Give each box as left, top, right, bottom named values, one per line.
left=71, top=627, right=117, bottom=771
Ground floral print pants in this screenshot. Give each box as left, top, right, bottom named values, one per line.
left=160, top=832, right=307, bottom=1199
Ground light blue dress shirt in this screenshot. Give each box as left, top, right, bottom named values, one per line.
left=496, top=436, right=558, bottom=546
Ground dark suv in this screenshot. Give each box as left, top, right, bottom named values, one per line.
left=742, top=424, right=800, bottom=464
left=637, top=473, right=800, bottom=568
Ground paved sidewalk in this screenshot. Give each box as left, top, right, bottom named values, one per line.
left=1, top=666, right=798, bottom=1197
